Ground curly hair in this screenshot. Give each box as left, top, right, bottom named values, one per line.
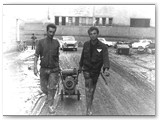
left=88, top=26, right=99, bottom=35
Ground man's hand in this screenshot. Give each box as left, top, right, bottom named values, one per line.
left=34, top=67, right=38, bottom=76
left=104, top=69, right=110, bottom=76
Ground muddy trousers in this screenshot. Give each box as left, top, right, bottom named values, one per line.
left=40, top=68, right=59, bottom=106
left=83, top=71, right=99, bottom=113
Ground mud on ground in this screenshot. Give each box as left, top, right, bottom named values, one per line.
left=2, top=47, right=155, bottom=115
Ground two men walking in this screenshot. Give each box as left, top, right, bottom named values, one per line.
left=34, top=24, right=110, bottom=115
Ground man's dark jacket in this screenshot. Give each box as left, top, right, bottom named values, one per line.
left=35, top=37, right=60, bottom=69
left=79, top=40, right=110, bottom=73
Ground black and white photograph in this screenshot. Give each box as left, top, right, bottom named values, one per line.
left=2, top=4, right=155, bottom=116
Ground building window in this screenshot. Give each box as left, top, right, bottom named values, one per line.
left=95, top=18, right=99, bottom=26
left=109, top=18, right=113, bottom=26
left=130, top=18, right=150, bottom=27
left=88, top=17, right=93, bottom=25
left=81, top=17, right=86, bottom=25
left=62, top=17, right=66, bottom=25
left=68, top=17, right=73, bottom=25
left=75, top=17, right=79, bottom=26
left=102, top=18, right=106, bottom=26
left=55, top=16, right=59, bottom=25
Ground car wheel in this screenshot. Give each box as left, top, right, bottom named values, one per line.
left=138, top=46, right=144, bottom=51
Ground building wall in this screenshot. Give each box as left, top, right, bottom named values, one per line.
left=21, top=23, right=155, bottom=44
left=56, top=26, right=155, bottom=39
left=20, top=5, right=156, bottom=42
left=49, top=5, right=155, bottom=27
left=3, top=5, right=155, bottom=53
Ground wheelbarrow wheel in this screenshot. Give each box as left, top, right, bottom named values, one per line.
left=61, top=89, right=64, bottom=101
left=77, top=90, right=80, bottom=101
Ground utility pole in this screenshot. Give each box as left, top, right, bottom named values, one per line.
left=92, top=5, right=96, bottom=26
left=16, top=18, right=25, bottom=42
left=16, top=19, right=20, bottom=42
left=47, top=7, right=50, bottom=21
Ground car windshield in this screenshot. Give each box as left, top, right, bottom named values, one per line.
left=118, top=41, right=124, bottom=44
left=140, top=39, right=152, bottom=43
left=63, top=36, right=75, bottom=41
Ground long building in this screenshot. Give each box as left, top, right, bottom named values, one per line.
left=47, top=5, right=155, bottom=27
left=22, top=5, right=155, bottom=40
left=3, top=5, right=155, bottom=52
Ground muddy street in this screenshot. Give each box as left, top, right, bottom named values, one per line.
left=3, top=47, right=155, bottom=115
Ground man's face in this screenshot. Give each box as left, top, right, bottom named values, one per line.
left=47, top=27, right=56, bottom=39
left=89, top=30, right=98, bottom=41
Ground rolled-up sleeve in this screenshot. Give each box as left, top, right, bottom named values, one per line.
left=103, top=45, right=110, bottom=69
left=34, top=40, right=41, bottom=58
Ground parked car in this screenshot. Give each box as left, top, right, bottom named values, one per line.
left=137, top=46, right=146, bottom=54
left=54, top=37, right=63, bottom=50
left=145, top=43, right=155, bottom=54
left=116, top=44, right=130, bottom=55
left=131, top=39, right=152, bottom=49
left=114, top=41, right=122, bottom=48
left=61, top=36, right=78, bottom=51
left=114, top=41, right=130, bottom=48
left=98, top=38, right=114, bottom=47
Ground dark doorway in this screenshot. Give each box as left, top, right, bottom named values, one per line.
left=75, top=17, right=79, bottom=26
left=102, top=18, right=106, bottom=26
left=55, top=16, right=59, bottom=25
left=62, top=17, right=66, bottom=25
left=130, top=18, right=150, bottom=27
left=95, top=18, right=99, bottom=26
left=109, top=18, right=113, bottom=26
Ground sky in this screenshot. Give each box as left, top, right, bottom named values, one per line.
left=3, top=5, right=155, bottom=25
left=3, top=5, right=49, bottom=21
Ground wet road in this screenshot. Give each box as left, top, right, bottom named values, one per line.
left=3, top=47, right=155, bottom=115
left=38, top=48, right=155, bottom=115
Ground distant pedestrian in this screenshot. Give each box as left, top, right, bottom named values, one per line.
left=31, top=33, right=37, bottom=50
left=79, top=26, right=110, bottom=115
